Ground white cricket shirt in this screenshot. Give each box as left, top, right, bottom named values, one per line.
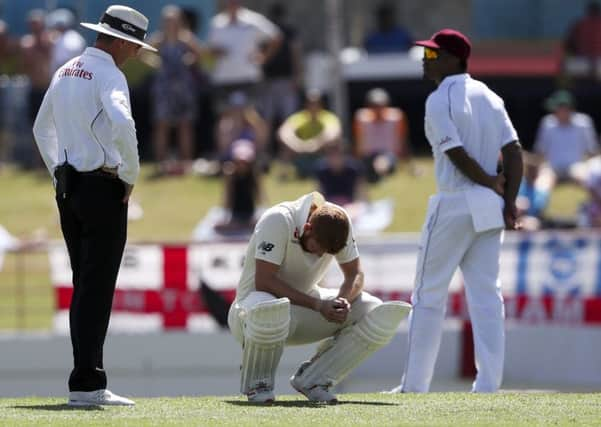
left=235, top=192, right=359, bottom=302
left=424, top=73, right=518, bottom=192
left=208, top=7, right=280, bottom=85
left=33, top=47, right=140, bottom=184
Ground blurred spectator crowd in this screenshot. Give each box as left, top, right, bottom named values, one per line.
left=1, top=1, right=601, bottom=234
left=0, top=1, right=420, bottom=232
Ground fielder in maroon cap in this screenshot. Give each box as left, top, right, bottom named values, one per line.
left=414, top=28, right=472, bottom=84
left=388, top=28, right=524, bottom=394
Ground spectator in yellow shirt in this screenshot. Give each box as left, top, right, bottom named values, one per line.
left=277, top=89, right=341, bottom=177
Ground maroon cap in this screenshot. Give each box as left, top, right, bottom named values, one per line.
left=415, top=28, right=472, bottom=60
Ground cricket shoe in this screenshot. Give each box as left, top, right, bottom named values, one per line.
left=68, top=389, right=135, bottom=406
left=246, top=383, right=275, bottom=404
left=290, top=362, right=338, bottom=404
left=382, top=384, right=404, bottom=394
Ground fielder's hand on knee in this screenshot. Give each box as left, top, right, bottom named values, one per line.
left=317, top=298, right=350, bottom=323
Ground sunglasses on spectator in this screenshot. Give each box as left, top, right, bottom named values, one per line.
left=423, top=47, right=439, bottom=60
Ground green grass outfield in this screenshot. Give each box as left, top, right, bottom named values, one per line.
left=1, top=393, right=600, bottom=426
left=0, top=159, right=588, bottom=240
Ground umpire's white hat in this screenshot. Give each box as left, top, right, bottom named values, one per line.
left=80, top=5, right=157, bottom=52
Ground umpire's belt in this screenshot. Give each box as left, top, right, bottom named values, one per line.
left=79, top=166, right=119, bottom=179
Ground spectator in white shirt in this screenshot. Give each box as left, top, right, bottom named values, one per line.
left=208, top=0, right=282, bottom=110
left=534, top=89, right=600, bottom=189
left=47, top=8, right=86, bottom=76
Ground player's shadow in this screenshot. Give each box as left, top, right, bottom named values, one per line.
left=338, top=400, right=397, bottom=406
left=12, top=404, right=104, bottom=411
left=225, top=400, right=396, bottom=407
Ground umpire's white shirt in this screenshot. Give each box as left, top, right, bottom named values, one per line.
left=425, top=73, right=518, bottom=192
left=33, top=47, right=140, bottom=184
left=235, top=192, right=359, bottom=302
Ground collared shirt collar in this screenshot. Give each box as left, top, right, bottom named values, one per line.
left=83, top=47, right=117, bottom=66
left=439, top=73, right=470, bottom=88
left=294, top=191, right=325, bottom=239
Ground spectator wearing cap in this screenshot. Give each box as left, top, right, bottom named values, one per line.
left=215, top=138, right=264, bottom=233
left=215, top=90, right=268, bottom=167
left=47, top=8, right=86, bottom=76
left=277, top=88, right=341, bottom=178
left=389, top=28, right=523, bottom=394
left=533, top=89, right=599, bottom=191
left=353, top=87, right=412, bottom=182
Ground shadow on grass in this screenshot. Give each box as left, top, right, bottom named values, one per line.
left=225, top=400, right=325, bottom=408
left=12, top=404, right=104, bottom=411
left=225, top=400, right=397, bottom=408
left=338, top=400, right=398, bottom=406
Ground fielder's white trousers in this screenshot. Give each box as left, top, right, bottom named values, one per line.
left=401, top=192, right=505, bottom=393
left=228, top=287, right=382, bottom=346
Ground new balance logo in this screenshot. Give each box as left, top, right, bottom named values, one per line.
left=258, top=241, right=274, bottom=252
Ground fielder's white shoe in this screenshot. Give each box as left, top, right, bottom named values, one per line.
left=382, top=384, right=404, bottom=394
left=68, top=389, right=135, bottom=406
left=290, top=362, right=338, bottom=404
left=246, top=383, right=275, bottom=404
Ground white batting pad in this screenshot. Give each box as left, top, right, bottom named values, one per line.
left=293, top=301, right=411, bottom=388
left=240, top=297, right=291, bottom=394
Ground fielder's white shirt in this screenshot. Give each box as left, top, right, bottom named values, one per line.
left=534, top=112, right=599, bottom=174
left=33, top=47, right=140, bottom=184
left=208, top=7, right=280, bottom=85
left=235, top=192, right=359, bottom=302
left=424, top=73, right=518, bottom=192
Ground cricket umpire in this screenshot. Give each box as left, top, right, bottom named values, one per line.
left=33, top=5, right=157, bottom=406
left=389, top=29, right=523, bottom=393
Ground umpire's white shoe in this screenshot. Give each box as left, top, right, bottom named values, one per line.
left=68, top=389, right=135, bottom=406
left=290, top=363, right=338, bottom=404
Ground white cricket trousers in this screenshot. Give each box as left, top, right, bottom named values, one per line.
left=401, top=192, right=505, bottom=393
left=228, top=287, right=382, bottom=346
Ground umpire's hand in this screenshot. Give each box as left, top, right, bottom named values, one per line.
left=122, top=182, right=134, bottom=204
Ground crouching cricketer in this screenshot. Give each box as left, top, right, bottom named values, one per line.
left=228, top=191, right=411, bottom=403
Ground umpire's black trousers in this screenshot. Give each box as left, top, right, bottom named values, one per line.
left=56, top=171, right=128, bottom=392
